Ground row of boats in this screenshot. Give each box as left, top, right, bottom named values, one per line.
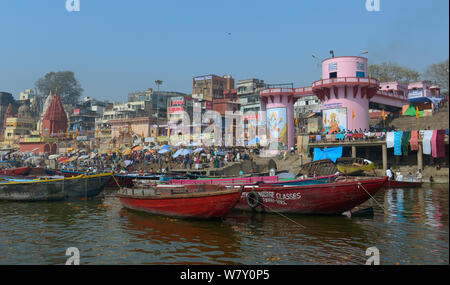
left=0, top=165, right=423, bottom=220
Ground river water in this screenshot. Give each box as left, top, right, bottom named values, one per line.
left=0, top=185, right=448, bottom=265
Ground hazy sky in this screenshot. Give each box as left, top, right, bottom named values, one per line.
left=0, top=0, right=448, bottom=101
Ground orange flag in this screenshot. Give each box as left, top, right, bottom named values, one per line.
left=415, top=106, right=420, bottom=119
left=352, top=109, right=355, bottom=119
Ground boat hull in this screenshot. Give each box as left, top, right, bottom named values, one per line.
left=234, top=177, right=387, bottom=215
left=0, top=173, right=112, bottom=201
left=169, top=175, right=335, bottom=187
left=119, top=188, right=242, bottom=219
left=0, top=166, right=31, bottom=176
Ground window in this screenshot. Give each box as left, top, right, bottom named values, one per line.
left=356, top=71, right=365, bottom=78
left=329, top=72, right=337, bottom=78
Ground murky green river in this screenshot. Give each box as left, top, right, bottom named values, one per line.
left=0, top=185, right=448, bottom=265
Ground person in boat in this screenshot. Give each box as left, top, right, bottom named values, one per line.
left=408, top=172, right=414, bottom=182
left=396, top=171, right=403, bottom=181
left=386, top=167, right=393, bottom=180
left=416, top=169, right=423, bottom=182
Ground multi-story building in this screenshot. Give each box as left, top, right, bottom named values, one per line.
left=2, top=104, right=36, bottom=146
left=128, top=88, right=153, bottom=102
left=19, top=89, right=37, bottom=103
left=294, top=96, right=321, bottom=115
left=0, top=92, right=18, bottom=137
left=167, top=95, right=193, bottom=123
left=192, top=74, right=235, bottom=102
left=237, top=78, right=265, bottom=116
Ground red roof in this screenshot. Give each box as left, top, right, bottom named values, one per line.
left=42, top=93, right=68, bottom=135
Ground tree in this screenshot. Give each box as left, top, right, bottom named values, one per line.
left=424, top=59, right=449, bottom=95
left=368, top=62, right=420, bottom=83
left=35, top=71, right=83, bottom=104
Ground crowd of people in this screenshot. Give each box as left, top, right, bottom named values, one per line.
left=44, top=145, right=262, bottom=174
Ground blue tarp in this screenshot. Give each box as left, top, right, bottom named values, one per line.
left=313, top=147, right=343, bottom=163
left=158, top=148, right=169, bottom=154
left=248, top=137, right=260, bottom=145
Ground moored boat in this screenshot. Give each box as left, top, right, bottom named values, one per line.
left=384, top=180, right=423, bottom=188
left=0, top=166, right=31, bottom=176
left=0, top=172, right=113, bottom=201
left=118, top=184, right=243, bottom=219
left=233, top=176, right=388, bottom=215
left=169, top=174, right=336, bottom=186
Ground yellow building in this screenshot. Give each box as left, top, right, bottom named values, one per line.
left=2, top=104, right=37, bottom=147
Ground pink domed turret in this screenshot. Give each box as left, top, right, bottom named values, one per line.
left=313, top=56, right=379, bottom=132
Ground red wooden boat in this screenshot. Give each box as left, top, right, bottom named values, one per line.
left=233, top=176, right=388, bottom=215
left=118, top=184, right=243, bottom=219
left=384, top=180, right=423, bottom=188
left=0, top=166, right=31, bottom=176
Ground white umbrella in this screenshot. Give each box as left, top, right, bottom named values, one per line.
left=172, top=149, right=184, bottom=158
left=182, top=149, right=192, bottom=156
left=194, top=148, right=204, bottom=153
left=158, top=148, right=169, bottom=154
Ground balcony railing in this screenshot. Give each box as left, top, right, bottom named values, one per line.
left=312, top=77, right=379, bottom=88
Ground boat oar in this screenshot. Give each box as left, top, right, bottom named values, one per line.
left=111, top=173, right=123, bottom=190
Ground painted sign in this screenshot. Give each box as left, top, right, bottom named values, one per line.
left=242, top=190, right=302, bottom=206
left=266, top=107, right=287, bottom=146
left=168, top=107, right=184, bottom=114
left=323, top=108, right=348, bottom=133
left=194, top=75, right=212, bottom=81
left=408, top=89, right=423, bottom=99
left=171, top=97, right=184, bottom=106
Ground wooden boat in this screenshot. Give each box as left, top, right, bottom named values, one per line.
left=233, top=176, right=388, bottom=215
left=0, top=166, right=31, bottom=176
left=384, top=180, right=423, bottom=188
left=337, top=162, right=375, bottom=176
left=336, top=157, right=375, bottom=176
left=299, top=157, right=375, bottom=177
left=118, top=184, right=243, bottom=219
left=0, top=172, right=113, bottom=201
left=59, top=170, right=187, bottom=188
left=298, top=159, right=337, bottom=177
left=169, top=175, right=336, bottom=186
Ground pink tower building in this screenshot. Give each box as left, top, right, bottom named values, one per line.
left=312, top=56, right=379, bottom=132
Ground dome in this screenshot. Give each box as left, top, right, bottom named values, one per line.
left=18, top=104, right=30, bottom=117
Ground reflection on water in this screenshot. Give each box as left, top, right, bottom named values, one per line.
left=0, top=186, right=448, bottom=265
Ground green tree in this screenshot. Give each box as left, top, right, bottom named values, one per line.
left=424, top=59, right=449, bottom=95
left=35, top=71, right=83, bottom=104
left=368, top=62, right=420, bottom=83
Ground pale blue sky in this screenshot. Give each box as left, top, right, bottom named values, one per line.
left=0, top=0, right=448, bottom=101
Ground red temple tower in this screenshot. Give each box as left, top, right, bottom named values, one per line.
left=41, top=92, right=68, bottom=136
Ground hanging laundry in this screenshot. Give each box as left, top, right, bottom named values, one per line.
left=386, top=132, right=395, bottom=148
left=401, top=131, right=411, bottom=156
left=436, top=130, right=446, bottom=158
left=422, top=130, right=433, bottom=155
left=394, top=131, right=403, bottom=156
left=410, top=130, right=419, bottom=151
left=432, top=130, right=446, bottom=158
